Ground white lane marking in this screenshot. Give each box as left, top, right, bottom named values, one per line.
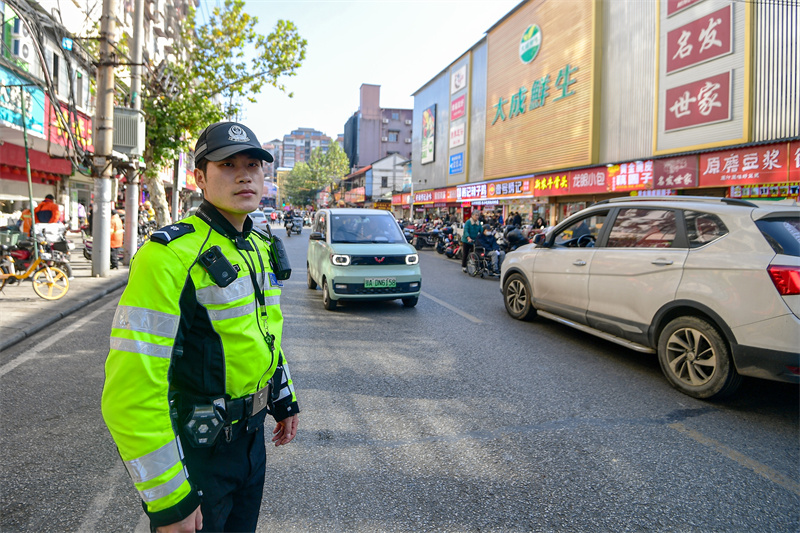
left=0, top=299, right=117, bottom=378
left=421, top=291, right=482, bottom=324
left=76, top=462, right=125, bottom=532
left=670, top=422, right=800, bottom=497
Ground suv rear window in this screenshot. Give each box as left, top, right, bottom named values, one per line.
left=756, top=216, right=800, bottom=257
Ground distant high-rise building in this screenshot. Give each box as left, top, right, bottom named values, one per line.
left=280, top=128, right=332, bottom=169
left=343, top=84, right=412, bottom=170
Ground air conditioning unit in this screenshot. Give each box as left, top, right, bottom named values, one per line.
left=382, top=118, right=389, bottom=124
left=11, top=19, right=34, bottom=64
left=405, top=120, right=411, bottom=125
left=111, top=107, right=146, bottom=157
left=381, top=137, right=388, bottom=142
left=404, top=138, right=411, bottom=144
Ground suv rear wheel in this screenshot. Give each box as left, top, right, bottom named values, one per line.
left=503, top=273, right=536, bottom=321
left=657, top=316, right=742, bottom=399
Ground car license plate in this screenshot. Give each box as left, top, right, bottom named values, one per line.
left=365, top=277, right=396, bottom=288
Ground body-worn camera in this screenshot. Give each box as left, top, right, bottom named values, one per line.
left=199, top=245, right=238, bottom=287
left=267, top=235, right=292, bottom=280
left=183, top=399, right=226, bottom=447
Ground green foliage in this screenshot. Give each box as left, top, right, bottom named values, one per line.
left=285, top=144, right=350, bottom=206
left=141, top=0, right=307, bottom=222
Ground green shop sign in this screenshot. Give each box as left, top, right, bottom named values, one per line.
left=519, top=24, right=541, bottom=64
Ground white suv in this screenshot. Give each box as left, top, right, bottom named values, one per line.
left=500, top=196, right=800, bottom=399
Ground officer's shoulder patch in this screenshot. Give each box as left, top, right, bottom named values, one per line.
left=150, top=222, right=195, bottom=245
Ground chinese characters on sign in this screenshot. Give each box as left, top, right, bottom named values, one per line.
left=791, top=140, right=800, bottom=181
left=413, top=191, right=434, bottom=204
left=449, top=122, right=465, bottom=149
left=667, top=6, right=732, bottom=73
left=608, top=161, right=654, bottom=192
left=450, top=95, right=465, bottom=120
left=457, top=183, right=487, bottom=201
left=654, top=156, right=698, bottom=189
left=699, top=143, right=789, bottom=187
left=534, top=174, right=570, bottom=196
left=665, top=71, right=731, bottom=132
left=488, top=179, right=531, bottom=198
left=491, top=64, right=579, bottom=125
left=667, top=0, right=704, bottom=17
left=449, top=152, right=464, bottom=175
left=49, top=103, right=94, bottom=152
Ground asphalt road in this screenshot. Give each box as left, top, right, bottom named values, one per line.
left=1, top=226, right=798, bottom=532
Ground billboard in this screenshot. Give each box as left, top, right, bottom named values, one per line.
left=484, top=0, right=597, bottom=180
left=421, top=104, right=436, bottom=164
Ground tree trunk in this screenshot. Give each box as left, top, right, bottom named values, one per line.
left=143, top=174, right=172, bottom=228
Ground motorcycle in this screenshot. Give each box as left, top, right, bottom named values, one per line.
left=411, top=224, right=438, bottom=250
left=436, top=226, right=454, bottom=254
left=286, top=216, right=303, bottom=237
left=502, top=226, right=531, bottom=252
left=82, top=234, right=130, bottom=264
left=6, top=237, right=74, bottom=280
left=444, top=239, right=462, bottom=260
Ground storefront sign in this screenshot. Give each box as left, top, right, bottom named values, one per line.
left=667, top=0, right=704, bottom=17
left=667, top=5, right=732, bottom=74
left=665, top=71, right=731, bottom=132
left=449, top=152, right=464, bottom=175
left=48, top=102, right=94, bottom=152
left=608, top=161, right=654, bottom=192
left=457, top=183, right=487, bottom=201
left=451, top=65, right=467, bottom=94
left=488, top=178, right=532, bottom=198
left=414, top=190, right=434, bottom=204
left=730, top=183, right=799, bottom=200
left=0, top=66, right=45, bottom=136
left=485, top=0, right=595, bottom=179
left=570, top=167, right=608, bottom=195
left=699, top=143, right=789, bottom=187
left=790, top=140, right=800, bottom=181
left=654, top=155, right=698, bottom=189
left=533, top=173, right=570, bottom=197
left=449, top=122, right=465, bottom=148
left=421, top=104, right=436, bottom=164
left=450, top=95, right=465, bottom=120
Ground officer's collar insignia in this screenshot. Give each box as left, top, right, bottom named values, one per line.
left=150, top=222, right=195, bottom=245
left=228, top=125, right=250, bottom=143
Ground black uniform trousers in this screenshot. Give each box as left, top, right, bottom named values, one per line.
left=180, top=410, right=268, bottom=532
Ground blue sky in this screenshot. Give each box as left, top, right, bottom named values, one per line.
left=196, top=0, right=521, bottom=143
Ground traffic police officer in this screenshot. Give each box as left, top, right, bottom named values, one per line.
left=102, top=121, right=299, bottom=532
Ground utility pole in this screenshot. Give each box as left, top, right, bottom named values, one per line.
left=123, top=0, right=144, bottom=266
left=92, top=0, right=119, bottom=277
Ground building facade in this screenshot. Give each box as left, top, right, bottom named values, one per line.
left=406, top=0, right=799, bottom=225
left=343, top=83, right=413, bottom=171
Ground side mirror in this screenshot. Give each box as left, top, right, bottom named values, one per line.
left=309, top=232, right=324, bottom=241
left=533, top=233, right=548, bottom=247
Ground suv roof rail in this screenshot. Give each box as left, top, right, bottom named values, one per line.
left=594, top=196, right=758, bottom=208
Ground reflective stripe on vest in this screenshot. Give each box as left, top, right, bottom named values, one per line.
left=113, top=305, right=180, bottom=339
left=125, top=439, right=181, bottom=484
left=110, top=337, right=172, bottom=359
left=139, top=469, right=188, bottom=503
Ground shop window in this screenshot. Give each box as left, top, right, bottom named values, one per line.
left=606, top=209, right=677, bottom=248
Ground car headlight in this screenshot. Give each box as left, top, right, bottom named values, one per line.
left=331, top=254, right=351, bottom=266
left=405, top=253, right=419, bottom=265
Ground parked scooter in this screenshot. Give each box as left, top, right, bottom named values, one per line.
left=502, top=226, right=531, bottom=252
left=5, top=236, right=74, bottom=280
left=436, top=226, right=454, bottom=254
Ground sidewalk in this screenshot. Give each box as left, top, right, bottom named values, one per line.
left=0, top=232, right=129, bottom=352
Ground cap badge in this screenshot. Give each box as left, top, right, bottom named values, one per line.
left=228, top=125, right=250, bottom=143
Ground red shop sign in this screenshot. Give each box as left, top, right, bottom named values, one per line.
left=654, top=155, right=698, bottom=189
left=790, top=140, right=800, bottom=181
left=570, top=167, right=608, bottom=195
left=699, top=143, right=789, bottom=187
left=607, top=161, right=654, bottom=192
left=667, top=0, right=704, bottom=17
left=665, top=71, right=731, bottom=132
left=451, top=95, right=466, bottom=121
left=533, top=173, right=570, bottom=197
left=667, top=5, right=732, bottom=73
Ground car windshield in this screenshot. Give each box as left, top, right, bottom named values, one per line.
left=330, top=214, right=406, bottom=243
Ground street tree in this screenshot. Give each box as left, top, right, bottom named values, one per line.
left=142, top=0, right=307, bottom=226
left=285, top=143, right=349, bottom=207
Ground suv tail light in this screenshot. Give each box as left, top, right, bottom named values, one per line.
left=767, top=265, right=800, bottom=295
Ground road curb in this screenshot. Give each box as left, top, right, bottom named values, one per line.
left=0, top=278, right=128, bottom=352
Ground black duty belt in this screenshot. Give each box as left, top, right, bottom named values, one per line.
left=224, top=383, right=269, bottom=423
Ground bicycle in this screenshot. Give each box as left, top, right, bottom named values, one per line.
left=0, top=243, right=70, bottom=300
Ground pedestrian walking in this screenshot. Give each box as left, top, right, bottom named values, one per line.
left=109, top=209, right=123, bottom=269
left=102, top=121, right=299, bottom=532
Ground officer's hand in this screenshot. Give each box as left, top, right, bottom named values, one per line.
left=156, top=506, right=202, bottom=532
left=272, top=414, right=298, bottom=446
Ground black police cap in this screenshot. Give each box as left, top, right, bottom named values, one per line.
left=194, top=122, right=274, bottom=163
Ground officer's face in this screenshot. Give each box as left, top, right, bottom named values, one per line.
left=196, top=151, right=264, bottom=229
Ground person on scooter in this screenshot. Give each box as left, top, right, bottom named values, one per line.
left=461, top=210, right=482, bottom=273
left=476, top=225, right=504, bottom=276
